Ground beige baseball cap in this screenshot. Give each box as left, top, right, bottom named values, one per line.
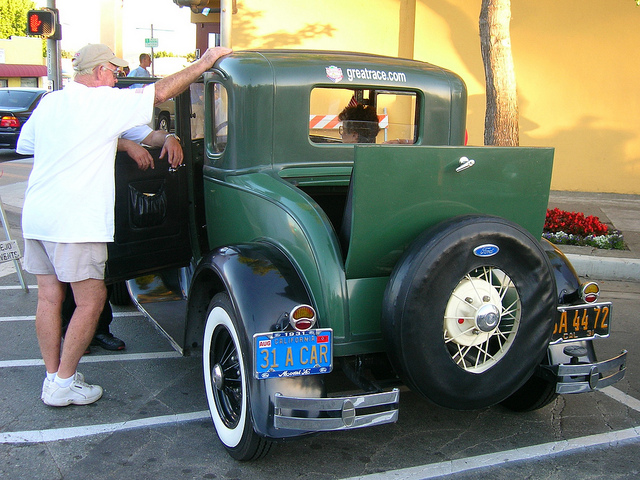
left=72, top=44, right=128, bottom=72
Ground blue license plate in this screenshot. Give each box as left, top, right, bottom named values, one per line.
left=253, top=329, right=333, bottom=379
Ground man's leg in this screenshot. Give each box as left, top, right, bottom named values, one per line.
left=34, top=274, right=66, bottom=375
left=60, top=286, right=75, bottom=334
left=62, top=283, right=125, bottom=351
left=95, top=284, right=114, bottom=335
left=57, top=278, right=107, bottom=378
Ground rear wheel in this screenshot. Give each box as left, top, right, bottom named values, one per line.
left=500, top=373, right=557, bottom=412
left=203, top=292, right=272, bottom=461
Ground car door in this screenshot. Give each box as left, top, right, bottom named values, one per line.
left=343, top=145, right=555, bottom=279
left=104, top=94, right=192, bottom=284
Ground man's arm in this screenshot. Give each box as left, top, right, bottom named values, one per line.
left=142, top=131, right=183, bottom=168
left=154, top=47, right=232, bottom=105
left=117, top=132, right=183, bottom=170
left=117, top=138, right=154, bottom=171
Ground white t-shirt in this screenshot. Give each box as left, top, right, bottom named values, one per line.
left=17, top=81, right=155, bottom=243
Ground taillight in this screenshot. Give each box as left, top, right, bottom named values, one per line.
left=580, top=282, right=600, bottom=303
left=289, top=304, right=316, bottom=331
left=1, top=115, right=19, bottom=128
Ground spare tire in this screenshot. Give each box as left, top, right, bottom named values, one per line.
left=382, top=215, right=556, bottom=410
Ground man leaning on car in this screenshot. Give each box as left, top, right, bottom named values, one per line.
left=16, top=43, right=231, bottom=407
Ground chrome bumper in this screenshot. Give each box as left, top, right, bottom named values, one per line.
left=542, top=350, right=627, bottom=394
left=274, top=388, right=399, bottom=431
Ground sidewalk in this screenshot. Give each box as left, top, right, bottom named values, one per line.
left=548, top=191, right=640, bottom=282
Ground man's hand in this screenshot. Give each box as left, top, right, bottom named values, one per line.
left=118, top=138, right=155, bottom=171
left=200, top=47, right=233, bottom=69
left=160, top=135, right=184, bottom=168
left=154, top=46, right=232, bottom=105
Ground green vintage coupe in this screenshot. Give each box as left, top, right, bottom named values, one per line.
left=108, top=51, right=626, bottom=460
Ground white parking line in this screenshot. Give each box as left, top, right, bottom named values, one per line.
left=339, top=427, right=640, bottom=480
left=0, top=351, right=182, bottom=368
left=601, top=386, right=640, bottom=413
left=0, top=410, right=211, bottom=444
left=0, top=311, right=143, bottom=322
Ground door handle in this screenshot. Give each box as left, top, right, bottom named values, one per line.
left=456, top=156, right=475, bottom=173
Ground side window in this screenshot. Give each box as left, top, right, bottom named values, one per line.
left=211, top=83, right=228, bottom=153
left=309, top=88, right=417, bottom=145
left=376, top=91, right=417, bottom=144
left=21, top=77, right=38, bottom=87
left=190, top=83, right=205, bottom=140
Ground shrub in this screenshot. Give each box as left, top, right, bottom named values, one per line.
left=543, top=208, right=625, bottom=250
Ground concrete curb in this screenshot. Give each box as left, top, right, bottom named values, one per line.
left=565, top=253, right=640, bottom=282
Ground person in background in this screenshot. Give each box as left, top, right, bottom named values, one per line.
left=61, top=126, right=183, bottom=352
left=338, top=103, right=380, bottom=143
left=128, top=53, right=152, bottom=88
left=118, top=66, right=130, bottom=78
left=128, top=53, right=151, bottom=79
left=17, top=43, right=231, bottom=407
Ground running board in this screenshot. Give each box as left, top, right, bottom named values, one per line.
left=126, top=273, right=187, bottom=354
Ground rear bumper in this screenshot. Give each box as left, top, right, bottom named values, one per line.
left=543, top=350, right=627, bottom=394
left=0, top=131, right=18, bottom=147
left=274, top=388, right=399, bottom=431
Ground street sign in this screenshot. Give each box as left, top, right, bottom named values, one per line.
left=26, top=10, right=56, bottom=38
left=145, top=38, right=159, bottom=48
left=0, top=240, right=20, bottom=264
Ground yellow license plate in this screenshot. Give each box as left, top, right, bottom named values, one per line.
left=551, top=302, right=612, bottom=344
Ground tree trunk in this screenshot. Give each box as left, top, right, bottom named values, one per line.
left=479, top=0, right=519, bottom=146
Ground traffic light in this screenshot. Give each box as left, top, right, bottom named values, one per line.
left=26, top=10, right=57, bottom=38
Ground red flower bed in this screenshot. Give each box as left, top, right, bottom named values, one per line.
left=544, top=208, right=609, bottom=236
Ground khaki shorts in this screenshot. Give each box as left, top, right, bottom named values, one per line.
left=23, top=239, right=107, bottom=283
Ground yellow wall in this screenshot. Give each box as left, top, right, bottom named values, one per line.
left=0, top=36, right=45, bottom=87
left=0, top=36, right=44, bottom=64
left=230, top=0, right=640, bottom=194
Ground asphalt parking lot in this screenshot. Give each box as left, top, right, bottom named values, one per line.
left=1, top=271, right=639, bottom=478
left=1, top=151, right=639, bottom=479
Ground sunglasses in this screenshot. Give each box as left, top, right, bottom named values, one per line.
left=101, top=65, right=119, bottom=78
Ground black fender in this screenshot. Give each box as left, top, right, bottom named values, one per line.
left=540, top=238, right=581, bottom=304
left=540, top=239, right=597, bottom=365
left=186, top=242, right=325, bottom=439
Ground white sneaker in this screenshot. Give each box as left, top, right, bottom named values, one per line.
left=41, top=378, right=51, bottom=401
left=42, top=372, right=102, bottom=407
left=41, top=372, right=85, bottom=400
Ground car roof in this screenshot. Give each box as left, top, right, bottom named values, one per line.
left=215, top=49, right=459, bottom=88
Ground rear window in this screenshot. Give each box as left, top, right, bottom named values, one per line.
left=0, top=90, right=40, bottom=109
left=309, top=87, right=418, bottom=145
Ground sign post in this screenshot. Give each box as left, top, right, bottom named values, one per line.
left=0, top=197, right=28, bottom=292
left=46, top=0, right=62, bottom=91
left=146, top=24, right=159, bottom=76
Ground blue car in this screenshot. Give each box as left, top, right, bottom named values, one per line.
left=0, top=87, right=48, bottom=149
